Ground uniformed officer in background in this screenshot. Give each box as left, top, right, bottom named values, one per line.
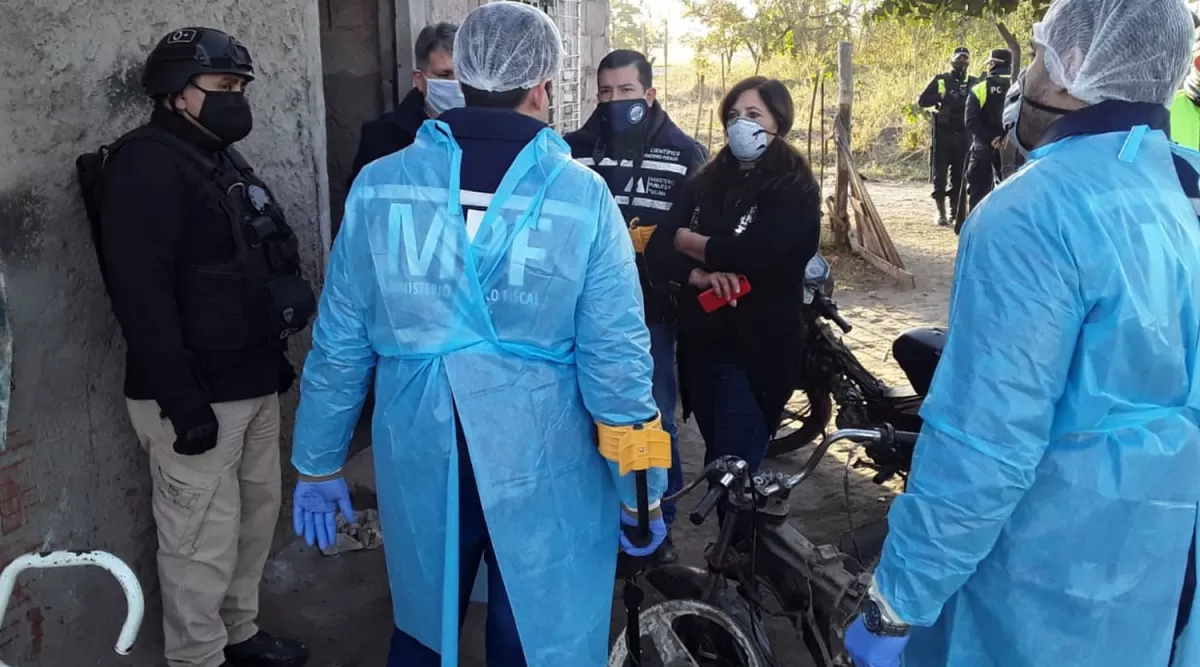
left=964, top=49, right=1014, bottom=227
left=84, top=27, right=315, bottom=667
left=565, top=49, right=708, bottom=563
left=917, top=47, right=975, bottom=228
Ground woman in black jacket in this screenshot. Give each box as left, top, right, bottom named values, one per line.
left=646, top=76, right=821, bottom=473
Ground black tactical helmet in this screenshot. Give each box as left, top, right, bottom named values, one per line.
left=142, top=27, right=255, bottom=96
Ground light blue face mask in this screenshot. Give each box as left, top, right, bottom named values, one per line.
left=425, top=78, right=466, bottom=116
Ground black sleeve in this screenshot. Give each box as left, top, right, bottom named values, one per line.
left=704, top=173, right=822, bottom=279
left=350, top=120, right=415, bottom=186
left=349, top=120, right=380, bottom=186
left=918, top=75, right=943, bottom=109
left=645, top=178, right=700, bottom=291
left=99, top=140, right=209, bottom=421
left=965, top=86, right=985, bottom=139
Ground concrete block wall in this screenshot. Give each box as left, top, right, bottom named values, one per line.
left=0, top=2, right=328, bottom=664
left=582, top=0, right=611, bottom=124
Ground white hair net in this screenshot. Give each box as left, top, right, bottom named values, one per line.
left=454, top=1, right=564, bottom=93
left=1033, top=0, right=1193, bottom=105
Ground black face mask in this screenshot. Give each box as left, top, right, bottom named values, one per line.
left=599, top=99, right=650, bottom=155
left=190, top=89, right=253, bottom=145
left=951, top=62, right=969, bottom=77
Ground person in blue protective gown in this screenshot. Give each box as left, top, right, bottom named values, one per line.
left=842, top=1, right=1200, bottom=666
left=286, top=3, right=671, bottom=666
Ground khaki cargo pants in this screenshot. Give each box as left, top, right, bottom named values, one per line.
left=127, top=395, right=282, bottom=667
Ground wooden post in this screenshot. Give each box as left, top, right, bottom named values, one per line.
left=820, top=74, right=827, bottom=191
left=807, top=69, right=822, bottom=169
left=694, top=75, right=706, bottom=138
left=832, top=41, right=853, bottom=248
left=707, top=108, right=715, bottom=155
left=663, top=21, right=669, bottom=105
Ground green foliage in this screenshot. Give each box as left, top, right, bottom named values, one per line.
left=872, top=0, right=1049, bottom=20
left=610, top=0, right=665, bottom=54
left=611, top=0, right=1042, bottom=178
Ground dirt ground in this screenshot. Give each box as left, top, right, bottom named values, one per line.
left=247, top=180, right=959, bottom=667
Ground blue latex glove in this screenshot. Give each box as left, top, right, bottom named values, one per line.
left=293, top=478, right=356, bottom=551
left=844, top=616, right=909, bottom=667
left=618, top=508, right=667, bottom=557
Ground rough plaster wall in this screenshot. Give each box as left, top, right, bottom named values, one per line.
left=581, top=0, right=610, bottom=124
left=0, top=1, right=328, bottom=664
left=426, top=0, right=473, bottom=25
left=322, top=0, right=384, bottom=225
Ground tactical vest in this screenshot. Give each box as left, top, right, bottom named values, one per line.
left=77, top=125, right=316, bottom=349
left=934, top=73, right=973, bottom=132
left=972, top=73, right=1013, bottom=136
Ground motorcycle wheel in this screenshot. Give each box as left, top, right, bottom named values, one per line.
left=766, top=387, right=833, bottom=458
left=608, top=599, right=768, bottom=667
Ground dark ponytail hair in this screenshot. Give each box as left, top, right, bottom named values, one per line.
left=695, top=76, right=812, bottom=191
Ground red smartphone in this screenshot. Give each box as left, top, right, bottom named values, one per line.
left=698, top=275, right=752, bottom=313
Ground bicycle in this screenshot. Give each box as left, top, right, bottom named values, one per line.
left=609, top=426, right=918, bottom=667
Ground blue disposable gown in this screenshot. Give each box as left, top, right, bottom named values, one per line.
left=874, top=125, right=1200, bottom=666
left=291, top=120, right=667, bottom=666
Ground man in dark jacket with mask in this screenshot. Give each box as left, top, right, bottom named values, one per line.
left=918, top=47, right=976, bottom=228
left=350, top=22, right=461, bottom=184
left=965, top=49, right=1014, bottom=225
left=565, top=49, right=707, bottom=564
left=92, top=27, right=313, bottom=667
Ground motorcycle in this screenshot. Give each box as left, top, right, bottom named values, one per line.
left=610, top=427, right=919, bottom=667
left=768, top=254, right=946, bottom=462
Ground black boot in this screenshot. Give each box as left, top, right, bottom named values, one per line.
left=933, top=198, right=949, bottom=227
left=654, top=534, right=679, bottom=565
left=225, top=631, right=309, bottom=667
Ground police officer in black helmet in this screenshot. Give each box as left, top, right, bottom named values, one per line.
left=92, top=27, right=312, bottom=667
left=918, top=47, right=976, bottom=228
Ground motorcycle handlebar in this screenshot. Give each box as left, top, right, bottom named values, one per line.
left=682, top=426, right=922, bottom=525
left=892, top=430, right=920, bottom=448
left=814, top=291, right=853, bottom=333
left=688, top=464, right=744, bottom=524
left=689, top=486, right=725, bottom=525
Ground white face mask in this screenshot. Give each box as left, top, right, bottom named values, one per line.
left=1002, top=74, right=1029, bottom=157
left=727, top=117, right=771, bottom=161
left=425, top=78, right=465, bottom=116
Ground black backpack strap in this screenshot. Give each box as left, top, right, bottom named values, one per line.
left=224, top=146, right=253, bottom=174
left=123, top=125, right=222, bottom=174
